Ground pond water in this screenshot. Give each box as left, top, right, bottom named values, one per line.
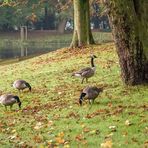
left=0, top=42, right=70, bottom=61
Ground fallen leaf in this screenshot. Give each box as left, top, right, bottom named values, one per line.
left=11, top=129, right=17, bottom=134
left=105, top=133, right=114, bottom=139
left=83, top=128, right=90, bottom=133
left=34, top=122, right=43, bottom=130
left=125, top=120, right=133, bottom=126
left=64, top=144, right=70, bottom=148
left=55, top=137, right=65, bottom=144
left=75, top=134, right=84, bottom=141
left=58, top=132, right=64, bottom=137
left=90, top=130, right=96, bottom=134
left=47, top=140, right=53, bottom=146
left=33, top=135, right=43, bottom=143
left=101, top=139, right=112, bottom=148
left=109, top=126, right=116, bottom=132
left=48, top=120, right=53, bottom=126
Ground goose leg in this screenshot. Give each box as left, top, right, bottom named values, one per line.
left=81, top=78, right=84, bottom=84
left=88, top=100, right=93, bottom=110
left=89, top=99, right=94, bottom=105
left=10, top=105, right=13, bottom=111
left=86, top=78, right=88, bottom=83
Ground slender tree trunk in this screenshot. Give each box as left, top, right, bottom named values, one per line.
left=44, top=6, right=48, bottom=29
left=104, top=0, right=148, bottom=85
left=70, top=0, right=95, bottom=48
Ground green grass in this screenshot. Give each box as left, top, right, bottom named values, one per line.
left=0, top=43, right=147, bottom=147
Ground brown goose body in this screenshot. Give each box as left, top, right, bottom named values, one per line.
left=79, top=86, right=103, bottom=105
left=13, top=80, right=31, bottom=91
left=0, top=94, right=21, bottom=110
left=72, top=55, right=97, bottom=84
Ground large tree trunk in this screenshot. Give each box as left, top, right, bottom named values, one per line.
left=70, top=0, right=95, bottom=48
left=104, top=0, right=148, bottom=85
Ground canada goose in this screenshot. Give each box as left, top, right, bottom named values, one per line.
left=0, top=94, right=21, bottom=110
left=13, top=80, right=31, bottom=92
left=79, top=86, right=103, bottom=106
left=72, top=55, right=97, bottom=84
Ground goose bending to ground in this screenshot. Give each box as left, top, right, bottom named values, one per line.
left=79, top=86, right=103, bottom=106
left=0, top=94, right=21, bottom=110
left=13, top=80, right=31, bottom=92
left=72, top=55, right=97, bottom=84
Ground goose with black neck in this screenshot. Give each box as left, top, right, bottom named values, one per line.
left=72, top=55, right=97, bottom=84
left=0, top=94, right=21, bottom=110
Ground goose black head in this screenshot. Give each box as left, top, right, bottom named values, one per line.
left=14, top=96, right=21, bottom=109
left=79, top=92, right=86, bottom=106
left=25, top=82, right=31, bottom=92
left=29, top=86, right=31, bottom=92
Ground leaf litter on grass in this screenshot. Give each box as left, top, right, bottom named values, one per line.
left=0, top=43, right=147, bottom=147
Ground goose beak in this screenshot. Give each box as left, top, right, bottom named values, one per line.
left=93, top=55, right=97, bottom=58
left=29, top=87, right=32, bottom=92
left=79, top=93, right=86, bottom=106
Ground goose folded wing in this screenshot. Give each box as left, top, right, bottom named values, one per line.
left=77, top=67, right=92, bottom=74
left=81, top=68, right=94, bottom=77
left=4, top=98, right=16, bottom=105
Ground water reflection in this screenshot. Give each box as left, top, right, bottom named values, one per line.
left=0, top=42, right=69, bottom=60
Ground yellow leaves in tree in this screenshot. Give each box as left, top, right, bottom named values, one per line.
left=26, top=13, right=37, bottom=23
left=0, top=0, right=17, bottom=7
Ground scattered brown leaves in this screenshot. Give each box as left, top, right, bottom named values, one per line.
left=22, top=101, right=67, bottom=115
left=66, top=112, right=80, bottom=119
left=86, top=109, right=109, bottom=118
left=33, top=134, right=43, bottom=143
left=75, top=134, right=84, bottom=142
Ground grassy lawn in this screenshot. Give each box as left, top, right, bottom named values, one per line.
left=0, top=43, right=147, bottom=147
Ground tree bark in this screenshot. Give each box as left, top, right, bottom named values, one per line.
left=104, top=0, right=148, bottom=85
left=70, top=0, right=95, bottom=48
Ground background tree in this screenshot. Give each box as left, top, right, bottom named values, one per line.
left=55, top=0, right=72, bottom=33
left=103, top=0, right=148, bottom=85
left=0, top=0, right=72, bottom=31
left=0, top=6, right=16, bottom=31
left=70, top=0, right=95, bottom=48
